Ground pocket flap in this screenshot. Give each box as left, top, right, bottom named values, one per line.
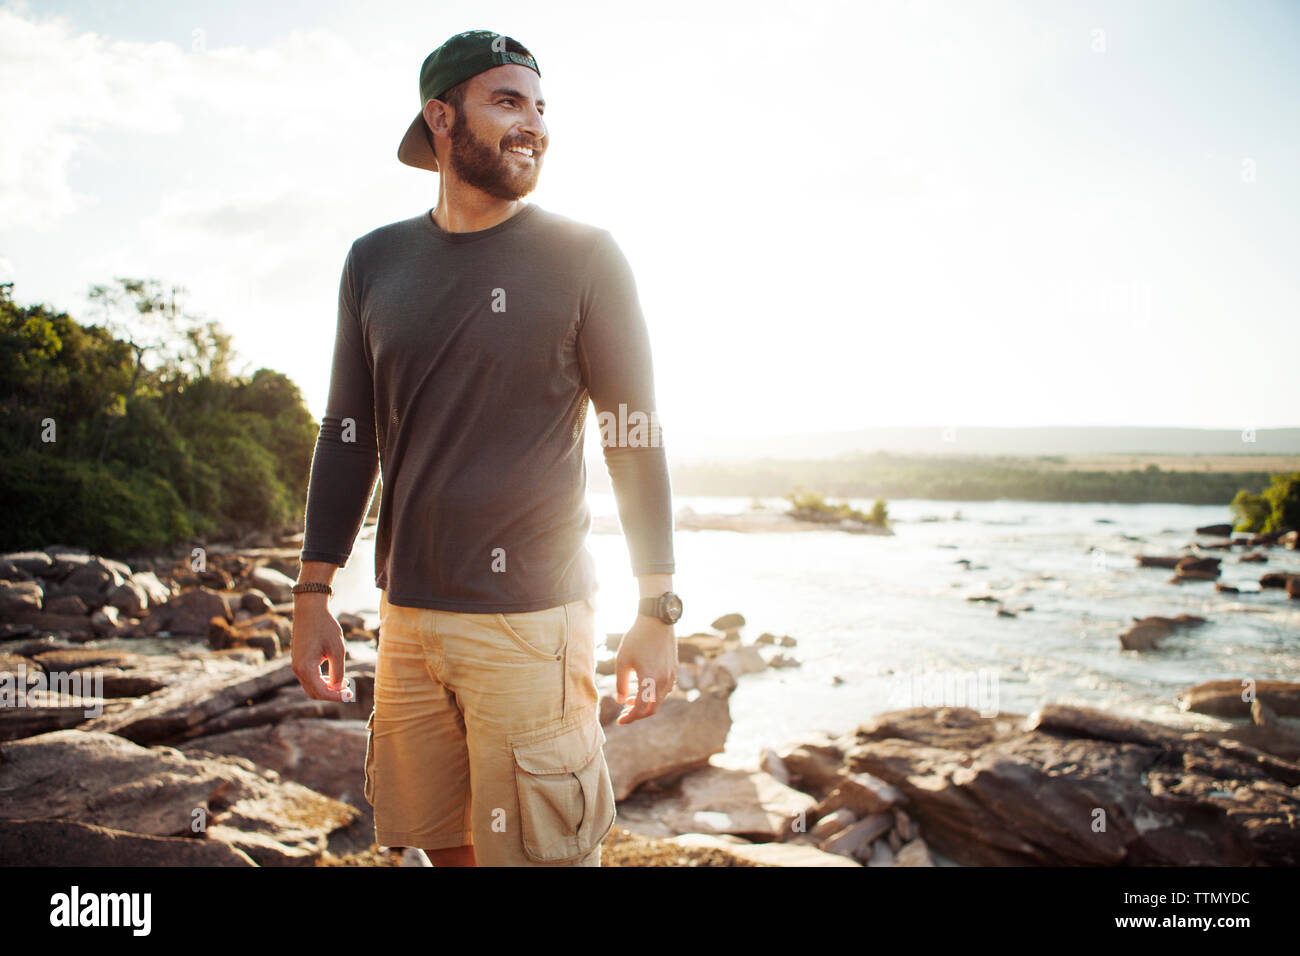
left=511, top=717, right=606, bottom=775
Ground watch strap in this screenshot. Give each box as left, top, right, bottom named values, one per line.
left=292, top=581, right=333, bottom=596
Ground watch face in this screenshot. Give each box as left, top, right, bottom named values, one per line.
left=662, top=593, right=683, bottom=623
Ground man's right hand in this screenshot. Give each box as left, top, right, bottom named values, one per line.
left=291, top=597, right=347, bottom=701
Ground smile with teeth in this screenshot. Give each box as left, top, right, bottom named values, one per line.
left=505, top=145, right=535, bottom=160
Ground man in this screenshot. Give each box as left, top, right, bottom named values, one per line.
left=290, top=30, right=682, bottom=868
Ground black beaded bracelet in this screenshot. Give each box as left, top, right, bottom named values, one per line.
left=291, top=581, right=333, bottom=596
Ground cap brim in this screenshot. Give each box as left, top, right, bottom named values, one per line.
left=398, top=112, right=439, bottom=171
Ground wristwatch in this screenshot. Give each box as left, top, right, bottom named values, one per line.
left=638, top=591, right=683, bottom=624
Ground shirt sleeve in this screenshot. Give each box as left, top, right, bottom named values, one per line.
left=577, top=230, right=676, bottom=576
left=299, top=243, right=381, bottom=567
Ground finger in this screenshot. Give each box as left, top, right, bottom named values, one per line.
left=301, top=664, right=342, bottom=702
left=619, top=671, right=665, bottom=723
left=323, top=643, right=345, bottom=690
left=615, top=659, right=632, bottom=705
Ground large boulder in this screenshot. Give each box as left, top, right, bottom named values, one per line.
left=714, top=645, right=767, bottom=679
left=0, top=551, right=53, bottom=576
left=1136, top=554, right=1183, bottom=569
left=773, top=731, right=849, bottom=798
left=106, top=579, right=150, bottom=616
left=1119, top=615, right=1205, bottom=651
left=1172, top=556, right=1220, bottom=581
left=0, top=819, right=257, bottom=866
left=1209, top=700, right=1300, bottom=762
left=819, top=811, right=895, bottom=860
left=129, top=571, right=174, bottom=608
left=1195, top=523, right=1233, bottom=536
left=0, top=607, right=94, bottom=641
left=0, top=580, right=43, bottom=615
left=602, top=688, right=733, bottom=800
left=710, top=613, right=746, bottom=632
left=138, top=587, right=232, bottom=636
left=813, top=771, right=904, bottom=819
left=53, top=557, right=129, bottom=607
left=248, top=566, right=296, bottom=603
left=90, top=605, right=125, bottom=636
left=0, top=729, right=357, bottom=865
left=1120, top=619, right=1171, bottom=651
left=181, top=718, right=370, bottom=810
left=842, top=704, right=1300, bottom=866
left=43, top=594, right=89, bottom=616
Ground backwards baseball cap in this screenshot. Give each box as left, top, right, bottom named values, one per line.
left=397, top=30, right=541, bottom=172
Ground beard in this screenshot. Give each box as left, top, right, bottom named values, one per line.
left=446, top=108, right=542, bottom=200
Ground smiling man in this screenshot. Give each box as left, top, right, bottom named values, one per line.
left=289, top=30, right=681, bottom=867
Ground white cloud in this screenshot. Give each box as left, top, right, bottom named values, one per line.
left=0, top=5, right=384, bottom=228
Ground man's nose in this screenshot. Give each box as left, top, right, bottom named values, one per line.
left=520, top=107, right=546, bottom=142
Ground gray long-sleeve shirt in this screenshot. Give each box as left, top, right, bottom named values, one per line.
left=298, top=202, right=674, bottom=612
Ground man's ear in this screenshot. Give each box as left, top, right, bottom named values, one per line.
left=423, top=99, right=452, bottom=138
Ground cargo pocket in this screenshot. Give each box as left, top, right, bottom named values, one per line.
left=363, top=708, right=377, bottom=807
left=509, top=713, right=616, bottom=863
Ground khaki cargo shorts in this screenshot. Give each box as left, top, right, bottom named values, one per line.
left=364, top=590, right=616, bottom=866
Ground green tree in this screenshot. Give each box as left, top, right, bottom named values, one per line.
left=0, top=281, right=321, bottom=554
left=1232, top=473, right=1300, bottom=534
left=869, top=497, right=889, bottom=527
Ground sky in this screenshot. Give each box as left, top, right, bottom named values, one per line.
left=2, top=0, right=1298, bottom=459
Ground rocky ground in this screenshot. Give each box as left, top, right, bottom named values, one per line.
left=2, top=526, right=1299, bottom=866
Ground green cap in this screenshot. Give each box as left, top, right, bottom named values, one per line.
left=397, top=30, right=541, bottom=172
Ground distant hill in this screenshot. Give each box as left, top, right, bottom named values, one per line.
left=654, top=426, right=1300, bottom=461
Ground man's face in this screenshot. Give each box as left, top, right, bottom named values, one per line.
left=445, top=65, right=547, bottom=200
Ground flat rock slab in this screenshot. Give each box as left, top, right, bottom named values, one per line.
left=668, top=833, right=862, bottom=866
left=1, top=609, right=95, bottom=640
left=79, top=658, right=298, bottom=743
left=0, top=702, right=128, bottom=742
left=31, top=648, right=139, bottom=671
left=646, top=765, right=818, bottom=840
left=0, top=818, right=257, bottom=866
left=1179, top=680, right=1300, bottom=718
left=0, top=729, right=357, bottom=866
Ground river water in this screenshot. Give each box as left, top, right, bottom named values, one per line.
left=332, top=495, right=1300, bottom=768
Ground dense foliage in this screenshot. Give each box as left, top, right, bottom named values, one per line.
left=0, top=281, right=319, bottom=554
left=786, top=489, right=889, bottom=527
left=1230, top=473, right=1300, bottom=534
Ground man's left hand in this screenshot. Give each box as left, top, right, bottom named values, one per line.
left=614, top=616, right=677, bottom=723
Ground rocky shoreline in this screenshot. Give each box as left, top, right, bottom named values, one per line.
left=2, top=526, right=1298, bottom=866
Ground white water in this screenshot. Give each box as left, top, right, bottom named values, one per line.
left=333, top=495, right=1300, bottom=767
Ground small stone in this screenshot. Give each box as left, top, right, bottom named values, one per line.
left=710, top=612, right=745, bottom=631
